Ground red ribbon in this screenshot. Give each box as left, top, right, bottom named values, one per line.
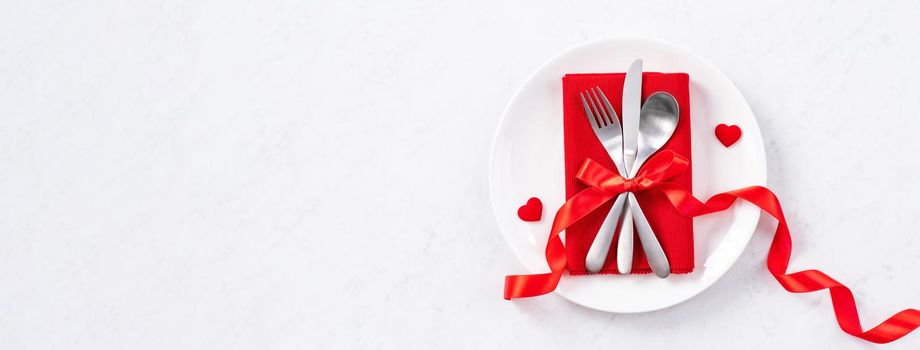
left=504, top=150, right=920, bottom=344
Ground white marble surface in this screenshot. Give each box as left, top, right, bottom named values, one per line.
left=2, top=0, right=920, bottom=348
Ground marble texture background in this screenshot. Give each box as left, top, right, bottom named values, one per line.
left=2, top=0, right=920, bottom=348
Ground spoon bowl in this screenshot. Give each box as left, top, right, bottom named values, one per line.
left=632, top=92, right=680, bottom=176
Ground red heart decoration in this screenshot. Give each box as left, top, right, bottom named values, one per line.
left=517, top=197, right=542, bottom=222
left=715, top=124, right=742, bottom=147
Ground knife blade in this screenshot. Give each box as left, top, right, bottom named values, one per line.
left=622, top=59, right=642, bottom=170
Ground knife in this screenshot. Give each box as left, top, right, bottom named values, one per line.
left=615, top=59, right=642, bottom=274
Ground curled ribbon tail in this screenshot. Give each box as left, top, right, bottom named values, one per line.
left=653, top=182, right=920, bottom=343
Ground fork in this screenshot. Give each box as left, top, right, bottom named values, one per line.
left=580, top=87, right=632, bottom=274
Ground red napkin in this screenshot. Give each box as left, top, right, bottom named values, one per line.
left=563, top=73, right=693, bottom=275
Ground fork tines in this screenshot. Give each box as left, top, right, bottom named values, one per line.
left=580, top=86, right=617, bottom=129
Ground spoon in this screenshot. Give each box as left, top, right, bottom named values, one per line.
left=617, top=92, right=680, bottom=278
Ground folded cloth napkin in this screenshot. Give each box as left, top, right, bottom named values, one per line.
left=563, top=72, right=694, bottom=275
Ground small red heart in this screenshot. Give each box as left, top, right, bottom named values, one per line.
left=517, top=197, right=542, bottom=222
left=715, top=124, right=742, bottom=147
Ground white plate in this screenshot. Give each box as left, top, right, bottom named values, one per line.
left=490, top=38, right=766, bottom=313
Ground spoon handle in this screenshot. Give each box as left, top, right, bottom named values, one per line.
left=585, top=194, right=627, bottom=274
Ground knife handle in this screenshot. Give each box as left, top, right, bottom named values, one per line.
left=627, top=193, right=670, bottom=278
left=585, top=194, right=627, bottom=274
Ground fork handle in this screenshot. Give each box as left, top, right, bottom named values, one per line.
left=584, top=194, right=627, bottom=274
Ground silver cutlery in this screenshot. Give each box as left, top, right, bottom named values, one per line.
left=580, top=87, right=629, bottom=274
left=582, top=59, right=680, bottom=278
left=625, top=92, right=680, bottom=278
left=581, top=88, right=674, bottom=277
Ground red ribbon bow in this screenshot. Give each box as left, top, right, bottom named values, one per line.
left=504, top=150, right=920, bottom=344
